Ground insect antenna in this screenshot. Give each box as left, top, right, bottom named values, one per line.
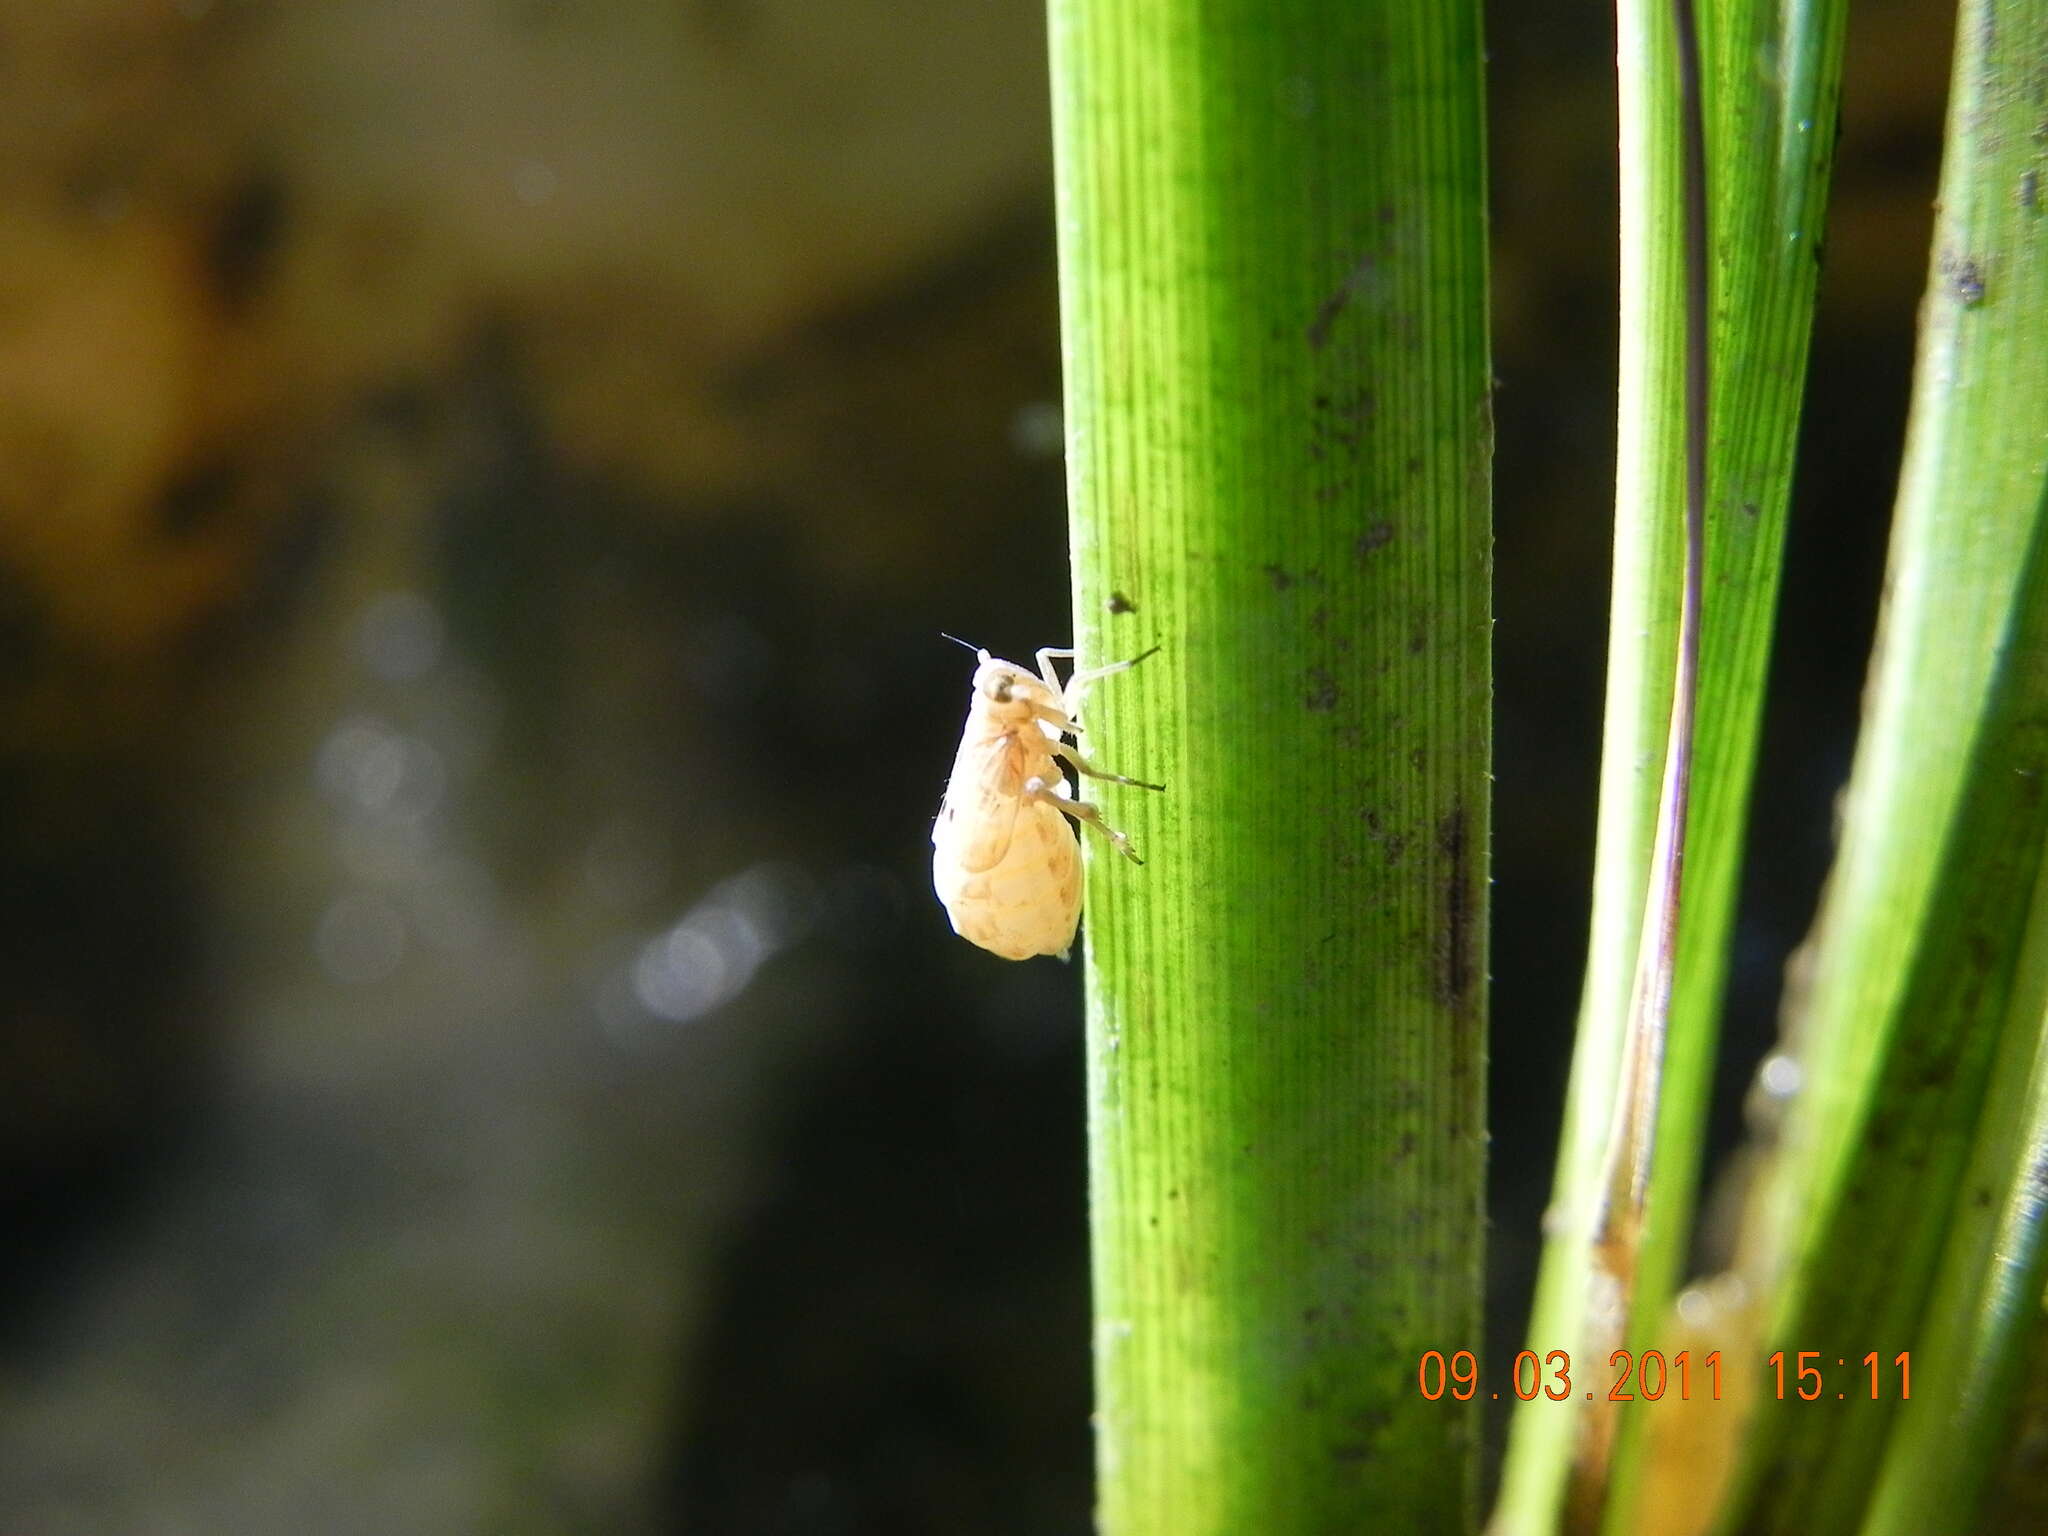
left=938, top=632, right=983, bottom=653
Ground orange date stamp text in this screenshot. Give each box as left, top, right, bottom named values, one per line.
left=1415, top=1349, right=1910, bottom=1403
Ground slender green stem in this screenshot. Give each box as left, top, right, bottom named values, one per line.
left=1047, top=2, right=1491, bottom=1529
left=1591, top=0, right=1711, bottom=1269
left=1577, top=0, right=1711, bottom=1514
left=1491, top=0, right=1846, bottom=1529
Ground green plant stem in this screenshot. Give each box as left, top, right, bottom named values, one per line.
left=1491, top=0, right=1845, bottom=1526
left=1047, top=1, right=1491, bottom=1529
left=1715, top=1, right=2048, bottom=1530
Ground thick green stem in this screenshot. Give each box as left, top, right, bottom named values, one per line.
left=1047, top=2, right=1490, bottom=1529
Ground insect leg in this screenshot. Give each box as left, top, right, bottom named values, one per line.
left=1033, top=646, right=1078, bottom=687
left=1060, top=644, right=1161, bottom=718
left=1054, top=744, right=1164, bottom=792
left=1027, top=780, right=1144, bottom=864
left=1068, top=644, right=1159, bottom=684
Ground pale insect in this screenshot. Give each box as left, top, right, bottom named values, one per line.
left=932, top=641, right=1163, bottom=961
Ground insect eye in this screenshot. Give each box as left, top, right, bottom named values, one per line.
left=991, top=678, right=1014, bottom=702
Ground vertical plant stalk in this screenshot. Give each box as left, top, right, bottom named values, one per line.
left=1047, top=1, right=1491, bottom=1531
left=1710, top=1, right=2048, bottom=1531
left=1578, top=0, right=1711, bottom=1509
left=1491, top=0, right=1847, bottom=1528
left=1597, top=0, right=1713, bottom=1265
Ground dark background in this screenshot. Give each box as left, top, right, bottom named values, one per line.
left=0, top=0, right=1944, bottom=1530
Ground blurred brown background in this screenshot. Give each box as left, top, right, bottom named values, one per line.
left=0, top=1, right=1947, bottom=1531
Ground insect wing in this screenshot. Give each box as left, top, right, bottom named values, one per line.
left=939, top=734, right=1027, bottom=873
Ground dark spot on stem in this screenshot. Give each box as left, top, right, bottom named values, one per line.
left=1306, top=254, right=1378, bottom=350
left=1106, top=590, right=1136, bottom=615
left=1307, top=294, right=1347, bottom=351
left=2021, top=168, right=2041, bottom=212
left=1265, top=563, right=1295, bottom=592
left=1941, top=250, right=1987, bottom=306
left=1304, top=668, right=1340, bottom=712
left=1355, top=522, right=1394, bottom=557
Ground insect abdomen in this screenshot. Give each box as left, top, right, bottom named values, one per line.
left=933, top=799, right=1081, bottom=959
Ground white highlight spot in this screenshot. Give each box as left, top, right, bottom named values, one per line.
left=633, top=925, right=730, bottom=1022
left=1759, top=1053, right=1803, bottom=1099
left=608, top=863, right=824, bottom=1034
